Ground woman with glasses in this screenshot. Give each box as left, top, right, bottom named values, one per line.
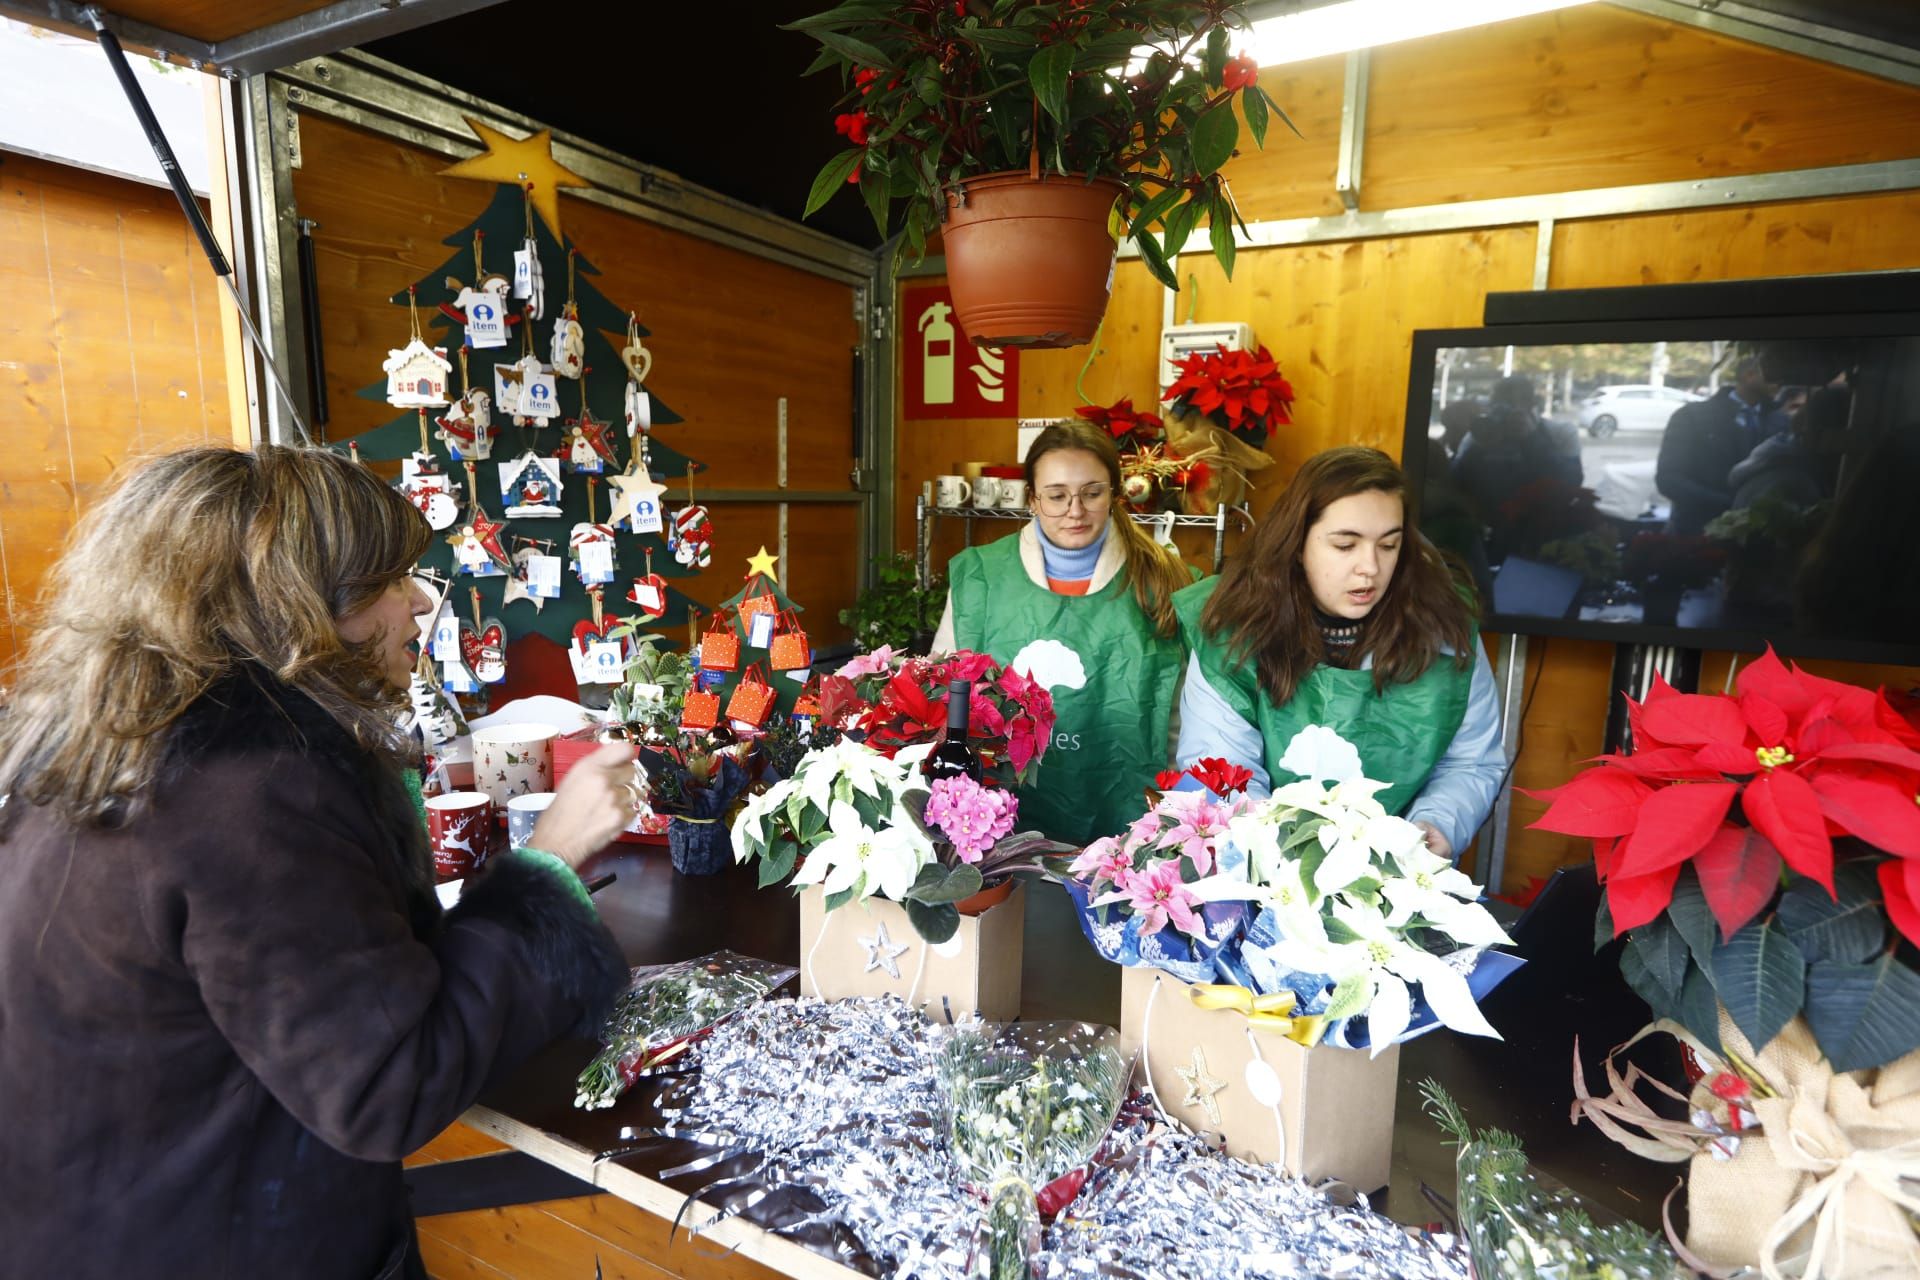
left=1174, top=446, right=1505, bottom=862
left=933, top=421, right=1195, bottom=843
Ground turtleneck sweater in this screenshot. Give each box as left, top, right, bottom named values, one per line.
left=1037, top=521, right=1109, bottom=596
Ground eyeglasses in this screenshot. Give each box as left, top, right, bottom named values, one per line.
left=1035, top=484, right=1112, bottom=514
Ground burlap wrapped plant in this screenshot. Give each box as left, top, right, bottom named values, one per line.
left=1163, top=413, right=1273, bottom=514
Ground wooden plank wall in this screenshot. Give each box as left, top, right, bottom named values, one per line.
left=0, top=150, right=233, bottom=672
left=895, top=5, right=1920, bottom=890
left=291, top=113, right=862, bottom=646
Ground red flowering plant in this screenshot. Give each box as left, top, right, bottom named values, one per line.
left=1155, top=756, right=1254, bottom=795
left=1528, top=649, right=1920, bottom=1071
left=1162, top=343, right=1294, bottom=445
left=1076, top=398, right=1165, bottom=450
left=817, top=648, right=1057, bottom=785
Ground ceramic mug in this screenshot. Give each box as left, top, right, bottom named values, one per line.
left=973, top=476, right=1001, bottom=507
left=426, top=791, right=491, bottom=880
left=934, top=475, right=972, bottom=508
left=506, top=791, right=556, bottom=850
left=472, top=723, right=560, bottom=808
left=997, top=478, right=1028, bottom=509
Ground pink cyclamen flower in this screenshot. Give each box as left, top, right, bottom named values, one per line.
left=1120, top=860, right=1203, bottom=938
left=924, top=775, right=1018, bottom=864
left=1070, top=836, right=1132, bottom=888
left=835, top=644, right=898, bottom=679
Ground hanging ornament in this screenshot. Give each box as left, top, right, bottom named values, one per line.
left=549, top=251, right=585, bottom=378
left=562, top=383, right=616, bottom=475
left=607, top=458, right=667, bottom=534
left=503, top=537, right=562, bottom=611
left=436, top=349, right=497, bottom=462
left=397, top=446, right=462, bottom=531
left=512, top=184, right=546, bottom=319
left=514, top=354, right=560, bottom=428
left=439, top=232, right=518, bottom=351
left=626, top=546, right=669, bottom=619
left=668, top=465, right=714, bottom=569
left=408, top=650, right=468, bottom=750
left=459, top=587, right=508, bottom=685
left=383, top=286, right=451, bottom=407
left=568, top=586, right=625, bottom=686
left=448, top=462, right=510, bottom=576
left=499, top=450, right=564, bottom=519
left=569, top=476, right=619, bottom=587
left=619, top=311, right=654, bottom=385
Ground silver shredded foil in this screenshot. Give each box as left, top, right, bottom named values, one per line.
left=617, top=996, right=1467, bottom=1280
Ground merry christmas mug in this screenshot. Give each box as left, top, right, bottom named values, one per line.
left=426, top=791, right=492, bottom=880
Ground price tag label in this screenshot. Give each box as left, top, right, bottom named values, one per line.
left=430, top=605, right=461, bottom=660
left=441, top=659, right=481, bottom=693
left=747, top=611, right=775, bottom=649
left=585, top=639, right=624, bottom=684
left=526, top=554, right=562, bottom=598
left=577, top=539, right=615, bottom=585
left=512, top=248, right=535, bottom=298
left=465, top=298, right=507, bottom=349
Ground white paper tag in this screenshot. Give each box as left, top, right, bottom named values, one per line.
left=785, top=667, right=812, bottom=684
left=630, top=489, right=664, bottom=534
left=493, top=362, right=523, bottom=415
left=464, top=296, right=507, bottom=349
left=631, top=580, right=664, bottom=613
left=585, top=638, right=624, bottom=683
left=578, top=539, right=615, bottom=584
left=430, top=604, right=461, bottom=660
left=526, top=554, right=562, bottom=598
left=441, top=659, right=481, bottom=693
left=512, top=248, right=534, bottom=298
left=1244, top=1058, right=1284, bottom=1109
left=747, top=611, right=775, bottom=649
left=521, top=366, right=559, bottom=419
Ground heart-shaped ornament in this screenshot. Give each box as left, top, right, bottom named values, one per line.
left=459, top=618, right=508, bottom=685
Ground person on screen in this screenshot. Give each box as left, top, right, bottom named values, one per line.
left=1173, top=447, right=1504, bottom=863
left=1453, top=375, right=1581, bottom=560
left=1796, top=422, right=1920, bottom=640
left=1656, top=355, right=1780, bottom=534
left=1730, top=383, right=1849, bottom=511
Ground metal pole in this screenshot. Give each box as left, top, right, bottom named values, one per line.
left=1482, top=633, right=1528, bottom=893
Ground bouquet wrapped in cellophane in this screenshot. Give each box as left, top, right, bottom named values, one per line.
left=936, top=1022, right=1129, bottom=1280
left=574, top=950, right=796, bottom=1110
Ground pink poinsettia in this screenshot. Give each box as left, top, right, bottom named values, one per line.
left=1117, top=861, right=1203, bottom=938
left=836, top=645, right=898, bottom=679
left=1160, top=790, right=1236, bottom=875
left=1070, top=835, right=1132, bottom=889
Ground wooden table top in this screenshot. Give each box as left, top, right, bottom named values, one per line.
left=461, top=849, right=1677, bottom=1276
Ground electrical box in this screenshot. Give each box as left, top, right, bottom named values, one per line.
left=1159, top=321, right=1254, bottom=392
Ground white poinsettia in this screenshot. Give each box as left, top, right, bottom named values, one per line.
left=790, top=798, right=934, bottom=902
left=797, top=738, right=927, bottom=816
left=1274, top=899, right=1503, bottom=1057
left=730, top=775, right=798, bottom=860
left=1380, top=845, right=1514, bottom=949
left=1189, top=846, right=1327, bottom=950
left=1266, top=774, right=1423, bottom=895
left=1276, top=723, right=1364, bottom=784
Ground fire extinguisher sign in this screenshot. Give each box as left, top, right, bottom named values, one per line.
left=901, top=285, right=1019, bottom=420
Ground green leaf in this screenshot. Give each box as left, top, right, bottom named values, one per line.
left=1132, top=227, right=1178, bottom=291
left=1324, top=971, right=1372, bottom=1020
left=1778, top=860, right=1885, bottom=965
left=1188, top=104, right=1238, bottom=177
left=1709, top=920, right=1807, bottom=1054
left=955, top=27, right=1035, bottom=53
left=907, top=861, right=985, bottom=905
left=1128, top=185, right=1184, bottom=237
left=779, top=1, right=896, bottom=33
left=803, top=148, right=865, bottom=218
left=1323, top=914, right=1363, bottom=945
left=1594, top=893, right=1616, bottom=953
left=1804, top=953, right=1920, bottom=1072
left=1259, top=86, right=1303, bottom=139
left=1626, top=916, right=1689, bottom=1004
left=757, top=840, right=798, bottom=888
left=1620, top=942, right=1678, bottom=1021
left=1667, top=870, right=1719, bottom=967
left=1241, top=83, right=1269, bottom=149
left=1204, top=25, right=1229, bottom=85
left=824, top=887, right=856, bottom=913
left=1677, top=959, right=1724, bottom=1056
left=905, top=898, right=961, bottom=945
left=1161, top=194, right=1202, bottom=262
left=809, top=29, right=889, bottom=69
left=1029, top=42, right=1075, bottom=125
left=1208, top=187, right=1237, bottom=279
left=859, top=171, right=892, bottom=238
left=798, top=801, right=827, bottom=843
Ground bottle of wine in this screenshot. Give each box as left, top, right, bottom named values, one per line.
left=924, top=678, right=983, bottom=782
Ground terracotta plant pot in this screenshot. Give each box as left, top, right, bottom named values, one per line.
left=941, top=170, right=1126, bottom=350
left=955, top=877, right=1017, bottom=917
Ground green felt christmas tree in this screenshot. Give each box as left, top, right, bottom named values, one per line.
left=697, top=547, right=812, bottom=725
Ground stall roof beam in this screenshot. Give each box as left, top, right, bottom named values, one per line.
left=0, top=0, right=506, bottom=76
left=1610, top=0, right=1920, bottom=88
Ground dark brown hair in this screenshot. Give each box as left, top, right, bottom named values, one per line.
left=1024, top=421, right=1190, bottom=637
left=1201, top=446, right=1475, bottom=706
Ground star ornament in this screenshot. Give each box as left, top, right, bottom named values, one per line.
left=745, top=545, right=780, bottom=580
left=607, top=466, right=669, bottom=532
left=438, top=117, right=592, bottom=237
left=858, top=920, right=911, bottom=980
left=1175, top=1046, right=1228, bottom=1127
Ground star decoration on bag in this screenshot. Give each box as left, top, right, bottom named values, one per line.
left=858, top=920, right=911, bottom=980
left=1175, top=1046, right=1227, bottom=1127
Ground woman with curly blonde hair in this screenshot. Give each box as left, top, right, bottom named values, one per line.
left=0, top=446, right=639, bottom=1279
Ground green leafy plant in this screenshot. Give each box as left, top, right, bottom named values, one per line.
left=788, top=0, right=1292, bottom=288
left=605, top=633, right=694, bottom=740
left=839, top=552, right=945, bottom=654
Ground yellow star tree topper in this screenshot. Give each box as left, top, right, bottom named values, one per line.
left=438, top=117, right=591, bottom=237
left=746, top=545, right=780, bottom=580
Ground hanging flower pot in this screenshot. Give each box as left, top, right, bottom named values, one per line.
left=941, top=171, right=1126, bottom=350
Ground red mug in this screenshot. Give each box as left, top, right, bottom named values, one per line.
left=426, top=791, right=492, bottom=880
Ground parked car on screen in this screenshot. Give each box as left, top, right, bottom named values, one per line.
left=1576, top=384, right=1704, bottom=438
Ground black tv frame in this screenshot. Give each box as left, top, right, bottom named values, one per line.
left=1401, top=310, right=1920, bottom=668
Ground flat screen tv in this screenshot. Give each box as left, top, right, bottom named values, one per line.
left=1402, top=303, right=1920, bottom=667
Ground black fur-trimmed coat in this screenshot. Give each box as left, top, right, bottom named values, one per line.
left=0, top=667, right=626, bottom=1279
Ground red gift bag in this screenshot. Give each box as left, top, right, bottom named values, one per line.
left=792, top=675, right=822, bottom=721
left=680, top=689, right=721, bottom=732
left=740, top=581, right=779, bottom=623
left=725, top=664, right=777, bottom=729
left=699, top=610, right=740, bottom=673
left=769, top=610, right=811, bottom=671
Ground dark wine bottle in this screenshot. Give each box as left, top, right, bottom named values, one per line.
left=924, top=678, right=983, bottom=782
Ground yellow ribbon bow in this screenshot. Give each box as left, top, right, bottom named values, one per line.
left=1187, top=983, right=1329, bottom=1047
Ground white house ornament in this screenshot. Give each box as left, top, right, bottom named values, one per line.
left=499, top=452, right=564, bottom=519
left=383, top=338, right=451, bottom=407
left=397, top=453, right=461, bottom=530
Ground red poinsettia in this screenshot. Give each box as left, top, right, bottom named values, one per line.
left=1162, top=344, right=1294, bottom=445
left=1528, top=648, right=1920, bottom=945
left=832, top=650, right=1057, bottom=784
left=1075, top=398, right=1165, bottom=448
left=1155, top=757, right=1254, bottom=796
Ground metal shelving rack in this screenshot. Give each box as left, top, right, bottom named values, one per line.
left=915, top=497, right=1252, bottom=586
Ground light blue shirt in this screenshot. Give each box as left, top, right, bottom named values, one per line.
left=1174, top=645, right=1506, bottom=860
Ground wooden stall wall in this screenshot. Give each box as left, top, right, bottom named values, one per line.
left=894, top=5, right=1920, bottom=890
left=291, top=113, right=861, bottom=648
left=0, top=151, right=235, bottom=672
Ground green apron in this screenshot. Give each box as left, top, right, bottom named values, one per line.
left=1173, top=577, right=1470, bottom=814
left=950, top=533, right=1188, bottom=845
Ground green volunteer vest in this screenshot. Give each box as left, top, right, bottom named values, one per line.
left=1173, top=577, right=1471, bottom=814
left=949, top=533, right=1189, bottom=846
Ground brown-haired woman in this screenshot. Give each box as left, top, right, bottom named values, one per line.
left=0, top=446, right=641, bottom=1278
left=1174, top=446, right=1504, bottom=860
left=933, top=421, right=1195, bottom=844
